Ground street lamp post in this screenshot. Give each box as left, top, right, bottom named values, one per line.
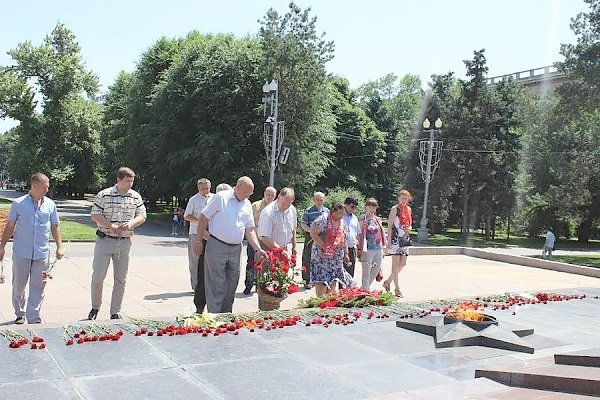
left=262, top=80, right=279, bottom=187
left=417, top=118, right=443, bottom=242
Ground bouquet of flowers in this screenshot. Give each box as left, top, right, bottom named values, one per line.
left=298, top=287, right=396, bottom=309
left=255, top=248, right=301, bottom=299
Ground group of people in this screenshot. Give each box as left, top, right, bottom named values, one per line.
left=299, top=189, right=413, bottom=298
left=0, top=167, right=415, bottom=324
left=0, top=168, right=147, bottom=324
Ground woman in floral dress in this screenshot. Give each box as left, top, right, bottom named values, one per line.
left=383, top=189, right=412, bottom=297
left=309, top=202, right=356, bottom=297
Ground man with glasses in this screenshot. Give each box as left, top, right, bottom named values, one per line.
left=193, top=176, right=267, bottom=313
left=342, top=197, right=361, bottom=279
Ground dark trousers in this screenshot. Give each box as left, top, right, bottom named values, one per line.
left=344, top=247, right=357, bottom=277
left=193, top=240, right=207, bottom=313
left=302, top=240, right=314, bottom=285
left=244, top=244, right=255, bottom=289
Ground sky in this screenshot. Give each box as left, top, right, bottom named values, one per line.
left=0, top=0, right=588, bottom=133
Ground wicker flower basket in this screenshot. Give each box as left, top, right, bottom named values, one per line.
left=258, top=290, right=287, bottom=311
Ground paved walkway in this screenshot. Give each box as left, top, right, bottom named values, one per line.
left=0, top=190, right=598, bottom=326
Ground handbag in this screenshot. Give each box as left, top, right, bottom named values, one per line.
left=397, top=235, right=412, bottom=247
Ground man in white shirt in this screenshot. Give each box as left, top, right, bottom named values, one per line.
left=342, top=197, right=361, bottom=278
left=193, top=176, right=267, bottom=313
left=244, top=186, right=276, bottom=294
left=258, top=187, right=298, bottom=255
left=184, top=178, right=212, bottom=291
left=542, top=229, right=556, bottom=260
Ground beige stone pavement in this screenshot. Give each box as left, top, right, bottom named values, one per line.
left=0, top=236, right=598, bottom=326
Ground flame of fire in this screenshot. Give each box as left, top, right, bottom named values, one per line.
left=447, top=303, right=486, bottom=322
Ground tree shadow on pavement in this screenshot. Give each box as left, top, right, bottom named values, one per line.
left=144, top=292, right=193, bottom=300
left=151, top=240, right=188, bottom=248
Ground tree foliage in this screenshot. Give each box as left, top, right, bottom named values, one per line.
left=258, top=2, right=337, bottom=197
left=0, top=23, right=102, bottom=194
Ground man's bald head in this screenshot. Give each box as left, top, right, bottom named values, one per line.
left=234, top=176, right=255, bottom=201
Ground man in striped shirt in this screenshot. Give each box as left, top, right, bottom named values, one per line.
left=87, top=167, right=147, bottom=320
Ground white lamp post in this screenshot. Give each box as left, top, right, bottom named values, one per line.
left=262, top=80, right=279, bottom=187
left=417, top=118, right=443, bottom=242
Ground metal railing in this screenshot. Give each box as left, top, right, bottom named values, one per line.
left=486, top=65, right=564, bottom=85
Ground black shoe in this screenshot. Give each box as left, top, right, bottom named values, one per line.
left=88, top=309, right=99, bottom=320
left=110, top=314, right=122, bottom=320
left=243, top=287, right=251, bottom=295
left=15, top=316, right=25, bottom=325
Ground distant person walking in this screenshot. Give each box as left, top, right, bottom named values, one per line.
left=193, top=176, right=267, bottom=313
left=184, top=178, right=212, bottom=291
left=383, top=189, right=412, bottom=298
left=0, top=173, right=64, bottom=324
left=542, top=229, right=556, bottom=260
left=88, top=167, right=147, bottom=320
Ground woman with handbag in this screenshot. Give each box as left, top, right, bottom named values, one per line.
left=383, top=189, right=412, bottom=297
left=357, top=198, right=386, bottom=290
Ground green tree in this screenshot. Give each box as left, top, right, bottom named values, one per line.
left=320, top=76, right=386, bottom=195
left=0, top=23, right=101, bottom=195
left=517, top=0, right=600, bottom=242
left=357, top=73, right=423, bottom=210
left=258, top=2, right=337, bottom=197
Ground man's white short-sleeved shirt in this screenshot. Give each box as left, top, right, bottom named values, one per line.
left=201, top=189, right=254, bottom=244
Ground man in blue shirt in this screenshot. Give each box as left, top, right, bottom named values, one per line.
left=300, top=191, right=329, bottom=288
left=342, top=197, right=361, bottom=279
left=0, top=173, right=64, bottom=324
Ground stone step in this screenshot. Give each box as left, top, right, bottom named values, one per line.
left=555, top=348, right=600, bottom=368
left=368, top=378, right=595, bottom=399
left=475, top=363, right=600, bottom=396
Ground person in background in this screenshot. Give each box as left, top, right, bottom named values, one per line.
left=300, top=192, right=328, bottom=288
left=184, top=178, right=212, bottom=291
left=193, top=181, right=230, bottom=314
left=243, top=186, right=276, bottom=295
left=542, top=228, right=556, bottom=260
left=383, top=189, right=412, bottom=298
left=357, top=198, right=386, bottom=290
left=171, top=206, right=179, bottom=236
left=0, top=173, right=64, bottom=324
left=342, top=197, right=360, bottom=280
left=215, top=183, right=232, bottom=192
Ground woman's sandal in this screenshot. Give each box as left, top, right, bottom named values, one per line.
left=394, top=289, right=403, bottom=298
left=383, top=281, right=391, bottom=292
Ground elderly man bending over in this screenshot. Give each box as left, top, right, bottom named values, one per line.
left=193, top=177, right=267, bottom=313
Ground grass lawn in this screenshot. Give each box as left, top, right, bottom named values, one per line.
left=57, top=220, right=97, bottom=241
left=532, top=254, right=600, bottom=269
left=0, top=198, right=12, bottom=205
left=423, top=228, right=600, bottom=250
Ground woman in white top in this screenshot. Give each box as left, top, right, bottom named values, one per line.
left=383, top=189, right=412, bottom=297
